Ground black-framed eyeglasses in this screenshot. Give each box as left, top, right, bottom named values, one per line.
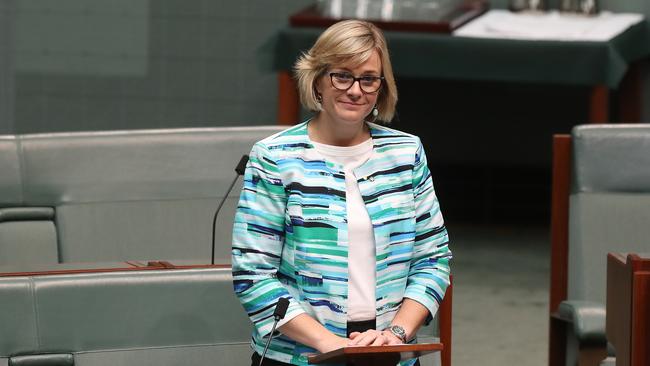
left=329, top=72, right=384, bottom=93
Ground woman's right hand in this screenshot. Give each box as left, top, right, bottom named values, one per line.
left=316, top=335, right=351, bottom=354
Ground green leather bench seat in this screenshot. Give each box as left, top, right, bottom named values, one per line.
left=0, top=126, right=284, bottom=266
left=0, top=267, right=252, bottom=366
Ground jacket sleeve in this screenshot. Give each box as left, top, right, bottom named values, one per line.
left=231, top=142, right=305, bottom=338
left=403, top=139, right=452, bottom=319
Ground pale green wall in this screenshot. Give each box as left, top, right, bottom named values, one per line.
left=8, top=0, right=311, bottom=133
left=0, top=0, right=14, bottom=134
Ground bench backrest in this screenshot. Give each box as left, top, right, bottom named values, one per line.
left=568, top=124, right=650, bottom=303
left=0, top=267, right=252, bottom=365
left=0, top=127, right=284, bottom=265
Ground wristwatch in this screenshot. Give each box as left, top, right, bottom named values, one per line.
left=385, top=325, right=407, bottom=343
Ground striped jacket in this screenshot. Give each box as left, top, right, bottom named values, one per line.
left=232, top=121, right=451, bottom=365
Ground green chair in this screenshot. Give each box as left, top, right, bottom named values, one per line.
left=548, top=124, right=650, bottom=366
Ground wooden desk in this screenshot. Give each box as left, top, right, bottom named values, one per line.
left=309, top=343, right=443, bottom=365
left=607, top=253, right=650, bottom=366
left=267, top=19, right=650, bottom=125
left=0, top=261, right=228, bottom=277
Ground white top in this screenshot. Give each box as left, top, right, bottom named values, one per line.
left=453, top=9, right=644, bottom=42
left=312, top=138, right=376, bottom=321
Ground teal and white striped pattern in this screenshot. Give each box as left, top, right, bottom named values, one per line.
left=232, top=121, right=451, bottom=365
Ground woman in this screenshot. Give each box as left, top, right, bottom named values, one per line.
left=232, top=19, right=451, bottom=366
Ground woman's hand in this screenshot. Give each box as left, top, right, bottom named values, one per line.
left=348, top=329, right=403, bottom=346
left=279, top=314, right=352, bottom=354
left=316, top=335, right=352, bottom=354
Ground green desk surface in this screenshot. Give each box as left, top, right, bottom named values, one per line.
left=262, top=20, right=650, bottom=88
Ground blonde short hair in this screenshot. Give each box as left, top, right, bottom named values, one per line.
left=294, top=20, right=398, bottom=123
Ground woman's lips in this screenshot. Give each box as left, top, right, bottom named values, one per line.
left=338, top=100, right=364, bottom=107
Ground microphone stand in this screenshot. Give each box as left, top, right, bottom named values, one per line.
left=259, top=297, right=290, bottom=366
left=211, top=155, right=248, bottom=265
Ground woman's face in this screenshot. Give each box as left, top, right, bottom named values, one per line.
left=316, top=50, right=382, bottom=126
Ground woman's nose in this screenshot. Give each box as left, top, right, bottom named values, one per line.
left=346, top=80, right=363, bottom=98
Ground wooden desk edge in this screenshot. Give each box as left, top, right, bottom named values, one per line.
left=0, top=263, right=230, bottom=277
left=308, top=343, right=443, bottom=364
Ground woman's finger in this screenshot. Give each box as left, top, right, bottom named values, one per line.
left=350, top=330, right=377, bottom=346
left=349, top=332, right=371, bottom=345
left=371, top=334, right=386, bottom=346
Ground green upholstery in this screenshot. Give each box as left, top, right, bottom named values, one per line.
left=0, top=126, right=284, bottom=265
left=73, top=345, right=252, bottom=366
left=557, top=301, right=607, bottom=346
left=0, top=208, right=54, bottom=222
left=568, top=193, right=650, bottom=302
left=9, top=354, right=74, bottom=366
left=54, top=200, right=218, bottom=262
left=0, top=140, right=59, bottom=265
left=0, top=136, right=22, bottom=206
left=0, top=277, right=39, bottom=356
left=562, top=124, right=650, bottom=364
left=0, top=267, right=253, bottom=366
left=0, top=207, right=58, bottom=266
left=568, top=124, right=650, bottom=304
left=0, top=221, right=58, bottom=266
left=572, top=124, right=650, bottom=194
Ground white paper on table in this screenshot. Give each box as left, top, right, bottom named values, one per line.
left=453, top=9, right=645, bottom=42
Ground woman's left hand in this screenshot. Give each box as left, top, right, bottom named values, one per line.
left=348, top=329, right=403, bottom=346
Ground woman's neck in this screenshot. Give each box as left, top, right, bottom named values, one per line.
left=309, top=114, right=370, bottom=147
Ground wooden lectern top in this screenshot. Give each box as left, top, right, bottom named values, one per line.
left=308, top=343, right=443, bottom=365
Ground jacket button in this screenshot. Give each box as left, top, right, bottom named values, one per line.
left=368, top=176, right=375, bottom=182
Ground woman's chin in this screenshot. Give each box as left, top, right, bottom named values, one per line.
left=332, top=109, right=369, bottom=124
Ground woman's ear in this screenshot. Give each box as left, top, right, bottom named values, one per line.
left=314, top=79, right=322, bottom=95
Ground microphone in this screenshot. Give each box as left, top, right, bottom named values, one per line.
left=211, top=154, right=249, bottom=265
left=258, top=297, right=290, bottom=366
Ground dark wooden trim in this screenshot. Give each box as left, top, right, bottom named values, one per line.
left=549, top=134, right=571, bottom=366
left=607, top=253, right=650, bottom=366
left=606, top=253, right=630, bottom=366
left=439, top=276, right=453, bottom=366
left=577, top=346, right=607, bottom=366
left=277, top=71, right=300, bottom=125
left=0, top=263, right=230, bottom=277
left=549, top=317, right=568, bottom=366
left=632, top=271, right=650, bottom=366
left=617, top=62, right=642, bottom=123
left=589, top=85, right=609, bottom=123
left=309, top=343, right=443, bottom=365
left=289, top=2, right=489, bottom=34
left=550, top=135, right=571, bottom=311
left=124, top=260, right=143, bottom=268
left=630, top=254, right=650, bottom=366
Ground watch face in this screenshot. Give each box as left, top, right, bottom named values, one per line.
left=390, top=325, right=406, bottom=339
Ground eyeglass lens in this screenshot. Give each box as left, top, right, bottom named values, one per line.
left=330, top=73, right=382, bottom=93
